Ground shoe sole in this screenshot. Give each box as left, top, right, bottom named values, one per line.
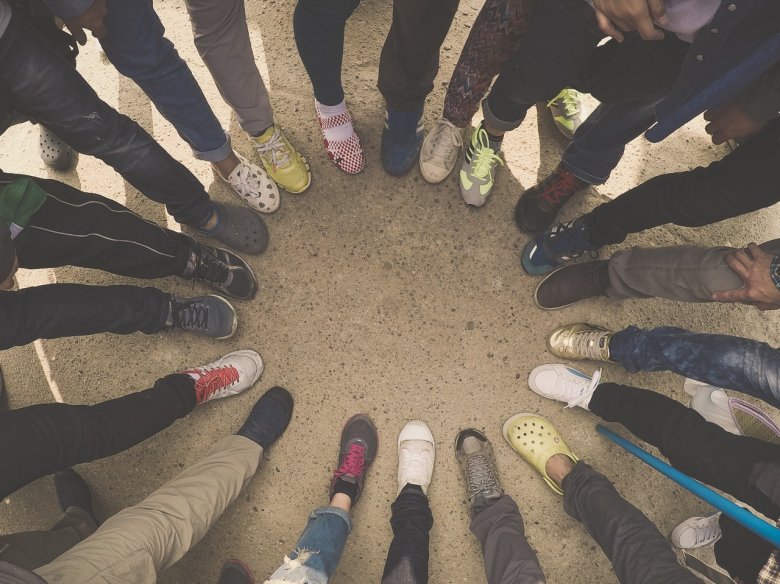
left=419, top=158, right=457, bottom=184
left=521, top=240, right=558, bottom=277
left=533, top=267, right=575, bottom=311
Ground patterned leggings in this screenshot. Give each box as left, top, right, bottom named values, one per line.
left=443, top=0, right=533, bottom=128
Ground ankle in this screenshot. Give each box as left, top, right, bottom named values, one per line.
left=331, top=478, right=359, bottom=506
left=316, top=99, right=354, bottom=143
left=213, top=152, right=240, bottom=179
left=545, top=454, right=576, bottom=489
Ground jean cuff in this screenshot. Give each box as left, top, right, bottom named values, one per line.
left=560, top=157, right=606, bottom=185
left=481, top=97, right=524, bottom=133
left=192, top=131, right=232, bottom=163
left=311, top=506, right=352, bottom=532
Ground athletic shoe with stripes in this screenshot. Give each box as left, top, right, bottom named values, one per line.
left=181, top=350, right=263, bottom=404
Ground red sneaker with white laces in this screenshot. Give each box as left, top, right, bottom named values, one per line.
left=329, top=414, right=378, bottom=504
left=181, top=350, right=264, bottom=404
left=316, top=108, right=366, bottom=175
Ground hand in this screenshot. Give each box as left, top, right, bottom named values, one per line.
left=592, top=0, right=668, bottom=42
left=712, top=243, right=780, bottom=310
left=704, top=101, right=764, bottom=145
left=0, top=255, right=18, bottom=290
left=64, top=0, right=107, bottom=45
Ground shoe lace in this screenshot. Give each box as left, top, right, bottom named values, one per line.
left=547, top=90, right=581, bottom=117
left=694, top=516, right=722, bottom=545
left=173, top=299, right=209, bottom=331
left=546, top=220, right=598, bottom=261
left=185, top=365, right=240, bottom=402
left=471, top=130, right=503, bottom=179
left=232, top=162, right=265, bottom=202
left=429, top=119, right=462, bottom=162
left=571, top=330, right=611, bottom=361
left=538, top=169, right=583, bottom=208
left=334, top=443, right=366, bottom=479
left=191, top=248, right=230, bottom=286
left=466, top=454, right=499, bottom=498
left=255, top=129, right=292, bottom=169
left=401, top=447, right=430, bottom=473
left=563, top=368, right=602, bottom=409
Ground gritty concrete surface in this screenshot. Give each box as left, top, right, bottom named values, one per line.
left=1, top=1, right=779, bottom=582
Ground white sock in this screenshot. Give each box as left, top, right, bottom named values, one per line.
left=315, top=99, right=353, bottom=142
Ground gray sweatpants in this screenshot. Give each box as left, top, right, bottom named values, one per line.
left=470, top=463, right=699, bottom=584
left=184, top=0, right=274, bottom=136
left=607, top=239, right=780, bottom=302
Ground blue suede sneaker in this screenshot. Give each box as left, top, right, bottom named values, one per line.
left=237, top=386, right=294, bottom=449
left=521, top=218, right=598, bottom=276
left=381, top=105, right=424, bottom=176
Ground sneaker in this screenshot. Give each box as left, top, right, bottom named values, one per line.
left=237, top=386, right=294, bottom=449
left=252, top=125, right=311, bottom=194
left=329, top=414, right=378, bottom=504
left=527, top=364, right=601, bottom=410
left=166, top=295, right=237, bottom=340
left=181, top=350, right=264, bottom=405
left=183, top=244, right=259, bottom=301
left=381, top=106, right=424, bottom=177
left=419, top=117, right=463, bottom=184
left=195, top=203, right=269, bottom=256
left=533, top=260, right=610, bottom=310
left=397, top=420, right=435, bottom=495
left=514, top=164, right=588, bottom=234
left=547, top=89, right=584, bottom=140
left=685, top=382, right=742, bottom=436
left=316, top=104, right=365, bottom=175
left=547, top=323, right=613, bottom=362
left=459, top=126, right=503, bottom=207
left=454, top=429, right=503, bottom=509
left=521, top=218, right=599, bottom=276
left=39, top=127, right=76, bottom=171
left=53, top=468, right=94, bottom=517
left=671, top=513, right=722, bottom=549
left=216, top=154, right=280, bottom=214
left=217, top=560, right=255, bottom=584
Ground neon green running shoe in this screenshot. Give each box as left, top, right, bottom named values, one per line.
left=547, top=89, right=583, bottom=140
left=459, top=125, right=503, bottom=207
left=251, top=124, right=312, bottom=194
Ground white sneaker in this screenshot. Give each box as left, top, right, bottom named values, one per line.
left=419, top=117, right=463, bottom=184
left=181, top=350, right=264, bottom=404
left=397, top=420, right=435, bottom=495
left=218, top=154, right=280, bottom=214
left=671, top=513, right=722, bottom=549
left=684, top=381, right=741, bottom=435
left=527, top=364, right=601, bottom=410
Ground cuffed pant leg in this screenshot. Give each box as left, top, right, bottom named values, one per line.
left=562, top=462, right=699, bottom=584
left=184, top=0, right=274, bottom=135
left=382, top=485, right=433, bottom=584
left=35, top=435, right=262, bottom=584
left=469, top=495, right=546, bottom=584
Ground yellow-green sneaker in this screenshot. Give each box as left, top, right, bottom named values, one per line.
left=459, top=125, right=503, bottom=207
left=547, top=88, right=583, bottom=140
left=251, top=125, right=312, bottom=194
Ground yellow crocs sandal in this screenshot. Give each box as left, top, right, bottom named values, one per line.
left=502, top=413, right=578, bottom=495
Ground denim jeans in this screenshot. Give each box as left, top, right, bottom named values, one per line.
left=266, top=507, right=351, bottom=584
left=610, top=326, right=780, bottom=409
left=0, top=12, right=213, bottom=227
left=100, top=0, right=231, bottom=162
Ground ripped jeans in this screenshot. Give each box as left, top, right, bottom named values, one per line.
left=265, top=507, right=351, bottom=584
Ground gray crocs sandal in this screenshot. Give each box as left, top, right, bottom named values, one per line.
left=205, top=203, right=269, bottom=256
left=39, top=127, right=76, bottom=171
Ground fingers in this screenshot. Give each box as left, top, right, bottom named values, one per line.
left=70, top=25, right=88, bottom=45
left=703, top=110, right=715, bottom=122
left=595, top=10, right=624, bottom=42
left=712, top=287, right=749, bottom=303
left=91, top=19, right=107, bottom=39
left=725, top=251, right=751, bottom=279
left=635, top=12, right=665, bottom=40
left=647, top=0, right=669, bottom=25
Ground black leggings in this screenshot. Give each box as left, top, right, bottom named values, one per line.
left=590, top=383, right=780, bottom=583
left=0, top=373, right=196, bottom=500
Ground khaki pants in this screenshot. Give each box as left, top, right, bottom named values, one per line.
left=35, top=435, right=262, bottom=584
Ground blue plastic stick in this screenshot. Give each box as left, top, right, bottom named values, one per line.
left=596, top=424, right=780, bottom=548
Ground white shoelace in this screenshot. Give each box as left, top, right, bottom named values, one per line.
left=255, top=130, right=291, bottom=169
left=429, top=119, right=462, bottom=164
left=563, top=368, right=602, bottom=409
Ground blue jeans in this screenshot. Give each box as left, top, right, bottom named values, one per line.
left=267, top=506, right=351, bottom=584
left=611, top=326, right=780, bottom=409
left=101, top=0, right=231, bottom=162
left=0, top=12, right=213, bottom=227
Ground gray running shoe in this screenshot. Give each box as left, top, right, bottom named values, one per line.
left=329, top=414, right=378, bottom=505
left=547, top=89, right=584, bottom=140
left=166, top=295, right=237, bottom=339
left=455, top=429, right=503, bottom=510
left=39, top=127, right=76, bottom=171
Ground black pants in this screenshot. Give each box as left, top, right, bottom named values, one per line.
left=381, top=484, right=433, bottom=584
left=0, top=373, right=196, bottom=500
left=590, top=383, right=780, bottom=583
left=294, top=0, right=459, bottom=110
left=586, top=119, right=780, bottom=247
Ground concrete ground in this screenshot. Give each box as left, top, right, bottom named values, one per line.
left=2, top=1, right=779, bottom=582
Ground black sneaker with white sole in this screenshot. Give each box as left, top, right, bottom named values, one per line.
left=166, top=295, right=237, bottom=339
left=183, top=244, right=258, bottom=301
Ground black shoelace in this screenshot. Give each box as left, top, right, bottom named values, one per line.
left=173, top=300, right=210, bottom=331
left=192, top=249, right=230, bottom=286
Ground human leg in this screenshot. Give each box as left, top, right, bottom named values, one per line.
left=34, top=385, right=291, bottom=583
left=609, top=326, right=780, bottom=409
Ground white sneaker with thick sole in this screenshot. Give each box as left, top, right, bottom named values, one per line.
left=671, top=513, right=722, bottom=549
left=397, top=420, right=435, bottom=495
left=527, top=364, right=601, bottom=410
left=181, top=349, right=264, bottom=404
left=419, top=118, right=463, bottom=184
left=219, top=154, right=280, bottom=214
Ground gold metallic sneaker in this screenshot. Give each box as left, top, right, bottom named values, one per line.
left=252, top=125, right=312, bottom=194
left=547, top=323, right=613, bottom=362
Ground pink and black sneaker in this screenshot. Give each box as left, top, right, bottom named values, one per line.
left=329, top=414, right=378, bottom=504
left=180, top=350, right=263, bottom=405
